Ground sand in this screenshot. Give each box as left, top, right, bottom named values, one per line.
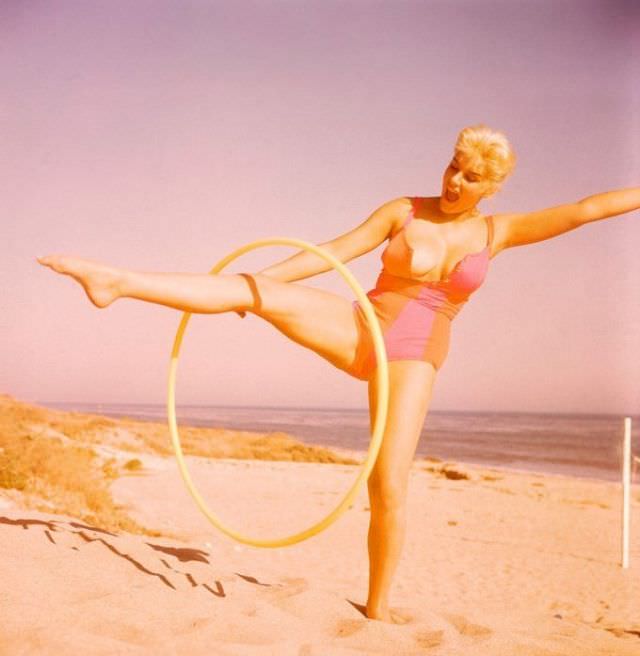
left=1, top=397, right=639, bottom=655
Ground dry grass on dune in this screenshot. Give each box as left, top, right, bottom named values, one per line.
left=0, top=394, right=359, bottom=536
left=1, top=394, right=359, bottom=464
left=110, top=417, right=361, bottom=465
left=0, top=395, right=164, bottom=536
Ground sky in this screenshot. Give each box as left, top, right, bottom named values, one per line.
left=2, top=0, right=639, bottom=414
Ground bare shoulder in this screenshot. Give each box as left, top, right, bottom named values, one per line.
left=376, top=196, right=414, bottom=238
left=328, top=196, right=414, bottom=261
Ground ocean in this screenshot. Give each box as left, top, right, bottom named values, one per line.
left=42, top=402, right=640, bottom=484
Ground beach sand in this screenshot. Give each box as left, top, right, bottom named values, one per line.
left=1, top=395, right=639, bottom=655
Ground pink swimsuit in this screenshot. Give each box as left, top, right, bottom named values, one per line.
left=346, top=197, right=494, bottom=380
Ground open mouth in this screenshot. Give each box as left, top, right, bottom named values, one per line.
left=446, top=189, right=459, bottom=202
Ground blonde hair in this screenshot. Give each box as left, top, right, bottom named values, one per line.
left=454, top=124, right=516, bottom=196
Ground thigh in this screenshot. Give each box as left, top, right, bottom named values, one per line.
left=367, top=361, right=436, bottom=493
left=239, top=273, right=361, bottom=373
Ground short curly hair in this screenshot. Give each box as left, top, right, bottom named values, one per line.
left=454, top=124, right=516, bottom=197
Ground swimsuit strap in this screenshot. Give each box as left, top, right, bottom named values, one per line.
left=402, top=197, right=418, bottom=228
left=485, top=215, right=494, bottom=249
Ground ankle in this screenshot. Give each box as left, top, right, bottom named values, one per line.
left=116, top=270, right=134, bottom=298
left=365, top=603, right=390, bottom=621
left=366, top=599, right=388, bottom=615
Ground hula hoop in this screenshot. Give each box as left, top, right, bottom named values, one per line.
left=167, top=237, right=389, bottom=548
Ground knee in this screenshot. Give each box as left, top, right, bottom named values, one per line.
left=236, top=273, right=265, bottom=313
left=367, top=473, right=408, bottom=512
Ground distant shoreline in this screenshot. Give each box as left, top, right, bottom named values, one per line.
left=36, top=399, right=638, bottom=486
left=37, top=399, right=639, bottom=419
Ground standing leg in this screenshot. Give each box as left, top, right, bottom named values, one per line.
left=365, top=360, right=436, bottom=623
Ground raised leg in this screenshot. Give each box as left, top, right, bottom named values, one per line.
left=365, top=360, right=436, bottom=623
left=37, top=255, right=361, bottom=373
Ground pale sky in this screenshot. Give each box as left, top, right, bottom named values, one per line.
left=2, top=0, right=639, bottom=413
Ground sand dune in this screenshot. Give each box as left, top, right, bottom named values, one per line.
left=1, top=395, right=639, bottom=654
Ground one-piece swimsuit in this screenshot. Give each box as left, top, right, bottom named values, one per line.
left=346, top=196, right=494, bottom=380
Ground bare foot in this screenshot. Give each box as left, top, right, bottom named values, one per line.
left=365, top=604, right=414, bottom=625
left=37, top=255, right=122, bottom=308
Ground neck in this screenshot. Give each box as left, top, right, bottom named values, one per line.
left=433, top=198, right=480, bottom=222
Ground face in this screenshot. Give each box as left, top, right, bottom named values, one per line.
left=439, top=150, right=490, bottom=214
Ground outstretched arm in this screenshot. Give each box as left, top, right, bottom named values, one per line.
left=248, top=196, right=406, bottom=283
left=233, top=196, right=406, bottom=316
left=492, top=186, right=640, bottom=253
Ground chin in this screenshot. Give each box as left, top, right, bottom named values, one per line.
left=438, top=195, right=455, bottom=213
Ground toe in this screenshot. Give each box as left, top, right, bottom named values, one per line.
left=37, top=255, right=55, bottom=269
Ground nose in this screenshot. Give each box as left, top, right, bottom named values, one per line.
left=450, top=170, right=462, bottom=188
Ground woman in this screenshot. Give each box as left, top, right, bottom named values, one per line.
left=38, top=124, right=640, bottom=624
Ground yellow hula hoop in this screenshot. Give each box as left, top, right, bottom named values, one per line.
left=167, top=237, right=389, bottom=548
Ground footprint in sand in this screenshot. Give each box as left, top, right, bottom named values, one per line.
left=387, top=607, right=416, bottom=625
left=414, top=629, right=445, bottom=649
left=443, top=613, right=493, bottom=639
left=334, top=618, right=367, bottom=638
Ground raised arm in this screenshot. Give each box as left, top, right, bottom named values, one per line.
left=250, top=196, right=406, bottom=283
left=492, top=186, right=640, bottom=254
